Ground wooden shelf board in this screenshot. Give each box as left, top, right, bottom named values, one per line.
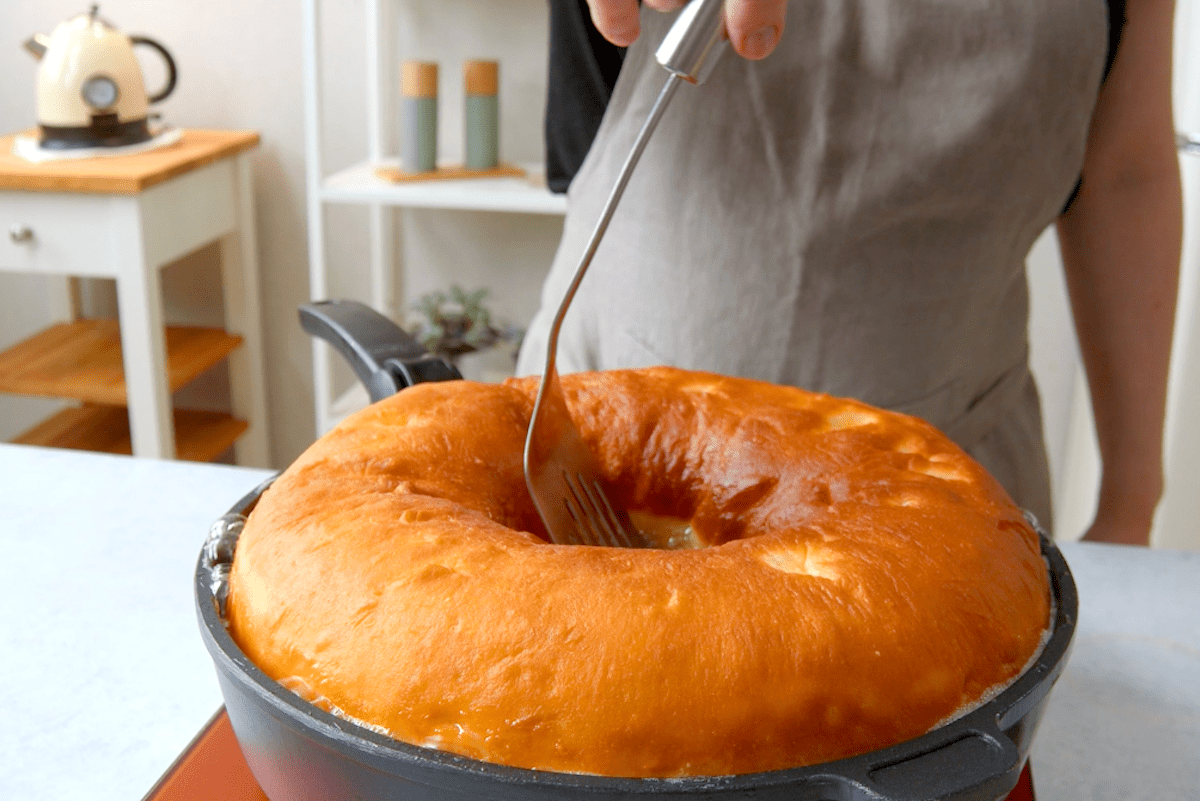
left=12, top=404, right=247, bottom=463
left=0, top=129, right=260, bottom=194
left=0, top=319, right=241, bottom=405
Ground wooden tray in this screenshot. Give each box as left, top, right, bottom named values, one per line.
left=375, top=162, right=525, bottom=183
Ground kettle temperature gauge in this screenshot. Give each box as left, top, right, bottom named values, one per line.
left=81, top=75, right=119, bottom=111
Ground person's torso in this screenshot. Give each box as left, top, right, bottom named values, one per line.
left=526, top=0, right=1107, bottom=442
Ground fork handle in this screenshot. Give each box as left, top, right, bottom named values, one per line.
left=300, top=300, right=462, bottom=403
left=656, top=0, right=728, bottom=84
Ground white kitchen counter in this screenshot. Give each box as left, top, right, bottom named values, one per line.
left=1, top=445, right=274, bottom=801
left=1, top=442, right=1197, bottom=800
left=1029, top=542, right=1200, bottom=797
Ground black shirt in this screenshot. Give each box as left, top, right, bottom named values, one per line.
left=545, top=0, right=629, bottom=193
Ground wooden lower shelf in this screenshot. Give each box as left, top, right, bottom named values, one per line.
left=0, top=319, right=242, bottom=405
left=12, top=404, right=247, bottom=463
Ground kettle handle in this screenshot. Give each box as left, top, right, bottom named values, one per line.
left=130, top=36, right=177, bottom=104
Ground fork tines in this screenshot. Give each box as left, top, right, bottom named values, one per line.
left=562, top=471, right=637, bottom=548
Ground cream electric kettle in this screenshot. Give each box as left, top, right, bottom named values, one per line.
left=23, top=5, right=177, bottom=150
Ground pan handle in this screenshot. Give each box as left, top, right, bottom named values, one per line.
left=299, top=300, right=461, bottom=403
left=797, top=726, right=1021, bottom=801
left=850, top=727, right=1022, bottom=801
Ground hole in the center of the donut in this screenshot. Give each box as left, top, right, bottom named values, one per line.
left=627, top=511, right=702, bottom=550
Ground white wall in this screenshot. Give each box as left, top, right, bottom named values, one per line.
left=0, top=0, right=562, bottom=466
left=1157, top=0, right=1200, bottom=551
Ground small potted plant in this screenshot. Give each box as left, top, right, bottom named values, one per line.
left=410, top=285, right=522, bottom=379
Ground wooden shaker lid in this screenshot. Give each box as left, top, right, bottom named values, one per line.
left=402, top=61, right=438, bottom=98
left=464, top=60, right=498, bottom=96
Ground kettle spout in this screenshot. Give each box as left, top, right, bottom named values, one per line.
left=23, top=34, right=50, bottom=60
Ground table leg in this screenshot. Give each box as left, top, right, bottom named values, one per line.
left=43, top=275, right=79, bottom=323
left=219, top=155, right=271, bottom=468
left=113, top=196, right=174, bottom=460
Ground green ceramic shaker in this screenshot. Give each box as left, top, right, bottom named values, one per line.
left=401, top=61, right=438, bottom=173
left=464, top=60, right=498, bottom=171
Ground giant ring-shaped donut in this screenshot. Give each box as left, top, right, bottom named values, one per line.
left=228, top=367, right=1050, bottom=777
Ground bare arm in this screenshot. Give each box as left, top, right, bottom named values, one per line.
left=1055, top=0, right=1182, bottom=546
left=585, top=0, right=788, bottom=61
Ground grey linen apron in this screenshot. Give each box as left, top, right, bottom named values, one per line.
left=517, top=0, right=1108, bottom=529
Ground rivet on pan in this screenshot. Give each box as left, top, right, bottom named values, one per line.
left=204, top=513, right=247, bottom=567
left=210, top=563, right=233, bottom=619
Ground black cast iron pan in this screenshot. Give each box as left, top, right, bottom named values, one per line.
left=196, top=299, right=1077, bottom=801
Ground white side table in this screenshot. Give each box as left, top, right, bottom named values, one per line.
left=0, top=129, right=269, bottom=466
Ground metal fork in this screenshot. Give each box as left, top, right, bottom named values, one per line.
left=523, top=0, right=729, bottom=547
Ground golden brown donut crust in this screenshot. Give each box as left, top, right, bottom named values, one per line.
left=227, top=367, right=1050, bottom=777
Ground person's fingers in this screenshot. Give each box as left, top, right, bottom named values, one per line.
left=587, top=0, right=643, bottom=47
left=724, top=0, right=788, bottom=60
left=589, top=0, right=786, bottom=56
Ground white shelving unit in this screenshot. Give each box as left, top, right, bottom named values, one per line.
left=302, top=0, right=567, bottom=435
